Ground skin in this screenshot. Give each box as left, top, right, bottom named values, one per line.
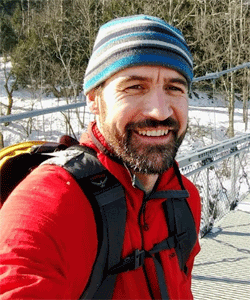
left=87, top=66, right=189, bottom=193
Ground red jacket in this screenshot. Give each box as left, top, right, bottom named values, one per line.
left=0, top=122, right=201, bottom=299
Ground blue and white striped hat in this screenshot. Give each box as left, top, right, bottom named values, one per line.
left=83, top=15, right=193, bottom=95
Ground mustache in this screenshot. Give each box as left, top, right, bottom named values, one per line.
left=126, top=117, right=180, bottom=131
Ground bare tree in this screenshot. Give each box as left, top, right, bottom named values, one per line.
left=0, top=132, right=4, bottom=148
left=3, top=57, right=18, bottom=126
left=6, top=0, right=250, bottom=140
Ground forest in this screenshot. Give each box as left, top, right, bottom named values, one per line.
left=0, top=0, right=250, bottom=138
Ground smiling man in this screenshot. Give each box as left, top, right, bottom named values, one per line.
left=83, top=15, right=201, bottom=299
left=88, top=66, right=189, bottom=191
left=0, top=15, right=201, bottom=300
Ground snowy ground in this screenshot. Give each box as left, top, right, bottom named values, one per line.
left=1, top=57, right=250, bottom=151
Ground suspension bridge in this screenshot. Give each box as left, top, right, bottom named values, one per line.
left=191, top=196, right=250, bottom=300
left=177, top=137, right=250, bottom=299
left=1, top=107, right=250, bottom=299
left=1, top=63, right=250, bottom=299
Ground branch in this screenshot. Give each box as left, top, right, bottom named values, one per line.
left=176, top=2, right=197, bottom=27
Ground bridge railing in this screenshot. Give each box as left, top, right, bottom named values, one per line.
left=177, top=134, right=250, bottom=237
left=1, top=100, right=250, bottom=237
left=0, top=101, right=94, bottom=146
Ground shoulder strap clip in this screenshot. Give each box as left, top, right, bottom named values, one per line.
left=108, top=249, right=146, bottom=275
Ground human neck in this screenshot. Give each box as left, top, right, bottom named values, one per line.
left=132, top=172, right=159, bottom=194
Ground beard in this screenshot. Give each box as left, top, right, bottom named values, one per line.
left=98, top=98, right=186, bottom=175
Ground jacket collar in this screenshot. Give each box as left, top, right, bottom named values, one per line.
left=89, top=122, right=114, bottom=156
left=87, top=121, right=126, bottom=165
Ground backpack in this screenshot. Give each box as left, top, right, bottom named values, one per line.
left=0, top=137, right=198, bottom=299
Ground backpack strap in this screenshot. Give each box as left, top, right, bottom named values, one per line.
left=43, top=151, right=197, bottom=298
left=105, top=188, right=196, bottom=300
left=161, top=191, right=197, bottom=273
left=43, top=146, right=127, bottom=299
left=153, top=163, right=197, bottom=273
left=106, top=163, right=197, bottom=299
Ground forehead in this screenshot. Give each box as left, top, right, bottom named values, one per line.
left=105, top=65, right=188, bottom=86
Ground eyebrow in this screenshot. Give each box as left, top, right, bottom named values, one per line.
left=119, top=75, right=188, bottom=89
left=169, top=78, right=188, bottom=89
left=119, top=75, right=151, bottom=84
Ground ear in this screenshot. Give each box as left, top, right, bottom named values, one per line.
left=87, top=90, right=100, bottom=115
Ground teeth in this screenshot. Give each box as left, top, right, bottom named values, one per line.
left=138, top=129, right=169, bottom=137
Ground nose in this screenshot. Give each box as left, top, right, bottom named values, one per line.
left=142, top=88, right=173, bottom=121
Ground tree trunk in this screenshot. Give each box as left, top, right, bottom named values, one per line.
left=27, top=0, right=30, bottom=34
left=228, top=0, right=235, bottom=138
left=0, top=132, right=4, bottom=149
left=3, top=82, right=14, bottom=126
left=6, top=93, right=13, bottom=116
left=3, top=56, right=17, bottom=126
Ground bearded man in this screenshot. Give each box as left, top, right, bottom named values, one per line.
left=0, top=15, right=201, bottom=299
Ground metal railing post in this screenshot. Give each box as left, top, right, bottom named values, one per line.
left=204, top=166, right=210, bottom=232
left=231, top=154, right=236, bottom=206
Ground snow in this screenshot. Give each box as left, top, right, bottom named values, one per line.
left=236, top=201, right=250, bottom=212
left=1, top=56, right=250, bottom=233
left=1, top=56, right=250, bottom=151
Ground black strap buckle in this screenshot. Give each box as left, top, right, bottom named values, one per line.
left=122, top=249, right=145, bottom=270
left=108, top=249, right=146, bottom=275
left=134, top=249, right=145, bottom=269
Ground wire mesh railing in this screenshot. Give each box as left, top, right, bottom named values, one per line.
left=1, top=102, right=250, bottom=237
left=2, top=59, right=250, bottom=237
left=0, top=102, right=95, bottom=147
left=177, top=135, right=250, bottom=237
left=1, top=103, right=250, bottom=237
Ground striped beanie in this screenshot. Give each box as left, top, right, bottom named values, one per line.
left=83, top=15, right=193, bottom=95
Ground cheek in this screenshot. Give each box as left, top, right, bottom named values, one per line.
left=104, top=103, right=133, bottom=133
left=106, top=100, right=142, bottom=133
left=175, top=101, right=188, bottom=133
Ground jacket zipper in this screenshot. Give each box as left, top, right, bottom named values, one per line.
left=138, top=194, right=156, bottom=299
left=138, top=194, right=150, bottom=231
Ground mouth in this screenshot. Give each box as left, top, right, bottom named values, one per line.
left=137, top=129, right=169, bottom=137
left=132, top=128, right=174, bottom=144
left=127, top=118, right=179, bottom=140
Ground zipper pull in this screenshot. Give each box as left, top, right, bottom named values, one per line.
left=140, top=200, right=150, bottom=231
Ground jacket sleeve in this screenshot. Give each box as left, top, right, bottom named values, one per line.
left=0, top=165, right=98, bottom=300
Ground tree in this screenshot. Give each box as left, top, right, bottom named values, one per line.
left=0, top=15, right=18, bottom=125
left=0, top=0, right=21, bottom=16
left=190, top=0, right=250, bottom=137
left=11, top=0, right=87, bottom=96
left=0, top=15, right=18, bottom=54
left=2, top=0, right=250, bottom=139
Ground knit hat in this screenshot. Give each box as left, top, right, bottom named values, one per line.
left=83, top=15, right=193, bottom=95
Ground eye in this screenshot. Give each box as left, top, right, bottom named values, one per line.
left=124, top=84, right=146, bottom=94
left=169, top=86, right=180, bottom=90
left=126, top=84, right=143, bottom=90
left=165, top=85, right=186, bottom=94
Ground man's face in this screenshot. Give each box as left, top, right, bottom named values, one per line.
left=93, top=66, right=189, bottom=174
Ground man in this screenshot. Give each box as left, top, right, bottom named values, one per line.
left=0, top=15, right=201, bottom=299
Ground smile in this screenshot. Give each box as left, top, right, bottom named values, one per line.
left=137, top=129, right=169, bottom=137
